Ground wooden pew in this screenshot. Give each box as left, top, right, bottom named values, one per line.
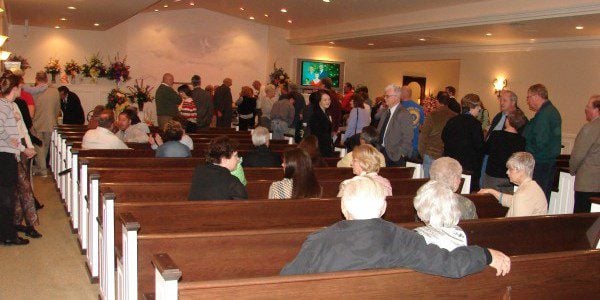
left=114, top=213, right=600, bottom=299
left=592, top=197, right=600, bottom=213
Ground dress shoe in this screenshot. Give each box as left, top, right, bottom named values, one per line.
left=3, top=236, right=30, bottom=245
left=15, top=225, right=27, bottom=233
left=25, top=226, right=42, bottom=238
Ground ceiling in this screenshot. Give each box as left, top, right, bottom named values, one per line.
left=3, top=0, right=600, bottom=50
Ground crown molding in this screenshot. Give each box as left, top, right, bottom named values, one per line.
left=288, top=2, right=600, bottom=45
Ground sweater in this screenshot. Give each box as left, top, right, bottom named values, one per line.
left=155, top=83, right=182, bottom=117
left=522, top=101, right=562, bottom=163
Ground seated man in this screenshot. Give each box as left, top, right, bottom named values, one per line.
left=116, top=108, right=149, bottom=143
left=430, top=157, right=478, bottom=220
left=337, top=126, right=385, bottom=168
left=242, top=126, right=282, bottom=168
left=82, top=110, right=129, bottom=149
left=280, top=176, right=510, bottom=277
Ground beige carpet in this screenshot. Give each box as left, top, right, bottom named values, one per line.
left=0, top=176, right=98, bottom=300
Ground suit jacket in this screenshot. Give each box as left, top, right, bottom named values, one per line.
left=309, top=106, right=335, bottom=157
left=214, top=84, right=233, bottom=115
left=32, top=86, right=60, bottom=132
left=191, top=87, right=213, bottom=129
left=448, top=97, right=461, bottom=114
left=376, top=104, right=414, bottom=162
left=61, top=91, right=85, bottom=124
left=569, top=117, right=600, bottom=192
left=188, top=163, right=247, bottom=200
left=155, top=84, right=181, bottom=117
left=242, top=145, right=282, bottom=168
left=442, top=113, right=484, bottom=172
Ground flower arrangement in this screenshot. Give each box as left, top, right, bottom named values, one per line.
left=106, top=88, right=131, bottom=110
left=126, top=79, right=154, bottom=111
left=269, top=62, right=290, bottom=87
left=65, top=60, right=82, bottom=76
left=106, top=54, right=131, bottom=84
left=82, top=53, right=107, bottom=79
left=7, top=54, right=30, bottom=70
left=44, top=57, right=61, bottom=75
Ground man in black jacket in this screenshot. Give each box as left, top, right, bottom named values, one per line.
left=58, top=86, right=85, bottom=124
left=242, top=126, right=282, bottom=167
left=190, top=75, right=214, bottom=130
left=280, top=176, right=511, bottom=277
left=214, top=78, right=233, bottom=128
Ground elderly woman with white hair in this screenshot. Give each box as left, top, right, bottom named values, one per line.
left=242, top=126, right=282, bottom=167
left=281, top=176, right=511, bottom=278
left=257, top=84, right=278, bottom=129
left=414, top=180, right=466, bottom=251
left=430, top=157, right=478, bottom=220
left=479, top=151, right=547, bottom=217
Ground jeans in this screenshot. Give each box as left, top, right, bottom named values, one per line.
left=423, top=154, right=434, bottom=178
left=532, top=161, right=556, bottom=203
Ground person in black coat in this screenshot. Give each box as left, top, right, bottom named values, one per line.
left=442, top=94, right=485, bottom=192
left=235, top=86, right=257, bottom=131
left=242, top=126, right=282, bottom=167
left=214, top=78, right=233, bottom=128
left=445, top=86, right=462, bottom=114
left=308, top=91, right=335, bottom=157
left=188, top=136, right=247, bottom=200
left=58, top=86, right=85, bottom=124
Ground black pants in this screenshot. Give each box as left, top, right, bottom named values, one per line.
left=381, top=148, right=406, bottom=167
left=238, top=117, right=255, bottom=131
left=574, top=191, right=599, bottom=213
left=0, top=152, right=18, bottom=241
left=532, top=161, right=556, bottom=203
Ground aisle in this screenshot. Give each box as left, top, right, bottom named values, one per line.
left=0, top=176, right=98, bottom=300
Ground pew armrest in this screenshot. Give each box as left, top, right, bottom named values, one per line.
left=586, top=215, right=600, bottom=249
left=152, top=253, right=182, bottom=300
left=119, top=213, right=140, bottom=231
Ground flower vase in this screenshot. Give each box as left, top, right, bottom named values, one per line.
left=138, top=102, right=145, bottom=112
left=70, top=75, right=76, bottom=84
left=51, top=73, right=57, bottom=84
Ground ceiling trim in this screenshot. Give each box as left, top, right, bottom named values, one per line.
left=359, top=35, right=600, bottom=62
left=288, top=3, right=600, bottom=45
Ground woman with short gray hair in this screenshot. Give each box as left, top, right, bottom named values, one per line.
left=479, top=151, right=547, bottom=217
left=413, top=180, right=466, bottom=251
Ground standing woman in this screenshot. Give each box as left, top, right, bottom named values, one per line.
left=342, top=93, right=371, bottom=151
left=257, top=84, right=277, bottom=129
left=268, top=148, right=322, bottom=199
left=442, top=93, right=485, bottom=192
left=0, top=71, right=30, bottom=245
left=236, top=86, right=257, bottom=131
left=308, top=91, right=335, bottom=157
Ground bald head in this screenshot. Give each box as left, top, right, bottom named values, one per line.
left=400, top=86, right=412, bottom=101
left=162, top=73, right=174, bottom=86
left=223, top=78, right=233, bottom=86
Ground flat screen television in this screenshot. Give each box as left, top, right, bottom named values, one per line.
left=297, top=59, right=344, bottom=88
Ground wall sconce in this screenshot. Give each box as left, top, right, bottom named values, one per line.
left=0, top=35, right=8, bottom=47
left=493, top=77, right=507, bottom=95
left=0, top=51, right=12, bottom=61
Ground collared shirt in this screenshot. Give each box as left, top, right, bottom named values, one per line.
left=382, top=103, right=399, bottom=147
left=501, top=178, right=548, bottom=217
left=82, top=127, right=129, bottom=149
left=492, top=112, right=506, bottom=131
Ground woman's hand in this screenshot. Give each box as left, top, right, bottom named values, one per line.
left=478, top=188, right=499, bottom=199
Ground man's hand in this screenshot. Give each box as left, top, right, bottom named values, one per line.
left=488, top=248, right=511, bottom=276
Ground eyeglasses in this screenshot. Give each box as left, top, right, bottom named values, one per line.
left=384, top=94, right=398, bottom=99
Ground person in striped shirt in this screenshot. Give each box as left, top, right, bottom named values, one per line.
left=177, top=84, right=197, bottom=132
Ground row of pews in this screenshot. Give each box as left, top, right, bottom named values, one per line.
left=48, top=124, right=600, bottom=299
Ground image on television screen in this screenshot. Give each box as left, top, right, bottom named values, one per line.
left=300, top=61, right=341, bottom=88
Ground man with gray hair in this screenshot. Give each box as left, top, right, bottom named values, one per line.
left=429, top=157, right=478, bottom=219
left=281, top=175, right=510, bottom=277
left=376, top=84, right=413, bottom=167
left=241, top=126, right=282, bottom=167
left=191, top=75, right=214, bottom=130
left=488, top=90, right=528, bottom=137
left=81, top=110, right=129, bottom=149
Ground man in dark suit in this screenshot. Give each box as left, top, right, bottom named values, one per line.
left=58, top=86, right=85, bottom=124
left=190, top=75, right=214, bottom=130
left=214, top=78, right=233, bottom=128
left=376, top=84, right=413, bottom=167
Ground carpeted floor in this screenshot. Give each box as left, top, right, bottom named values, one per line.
left=0, top=176, right=98, bottom=299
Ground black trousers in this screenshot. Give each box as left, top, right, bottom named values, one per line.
left=381, top=147, right=406, bottom=167
left=574, top=191, right=599, bottom=213
left=0, top=152, right=18, bottom=241
left=532, top=161, right=556, bottom=203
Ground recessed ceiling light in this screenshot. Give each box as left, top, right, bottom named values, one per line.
left=189, top=2, right=195, bottom=6
left=367, top=43, right=375, bottom=46
left=163, top=4, right=168, bottom=8
left=154, top=9, right=159, bottom=12
left=281, top=8, right=288, bottom=13
left=287, top=19, right=293, bottom=23
left=323, top=0, right=331, bottom=2
left=94, top=23, right=100, bottom=27
left=329, top=41, right=335, bottom=44
left=60, top=17, right=67, bottom=21
left=240, top=7, right=245, bottom=11
left=174, top=0, right=181, bottom=2
left=264, top=13, right=269, bottom=17
left=485, top=33, right=492, bottom=36
left=530, top=38, right=536, bottom=41
left=575, top=26, right=584, bottom=30
left=419, top=38, right=426, bottom=41
left=54, top=25, right=61, bottom=29
left=249, top=16, right=255, bottom=20
left=67, top=6, right=76, bottom=10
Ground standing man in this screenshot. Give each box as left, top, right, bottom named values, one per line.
left=419, top=93, right=457, bottom=177
left=32, top=71, right=60, bottom=177
left=445, top=86, right=461, bottom=114
left=400, top=86, right=425, bottom=160
left=488, top=90, right=528, bottom=136
left=523, top=83, right=562, bottom=201
left=155, top=73, right=181, bottom=128
left=214, top=78, right=233, bottom=128
left=376, top=84, right=413, bottom=167
left=191, top=75, right=213, bottom=130
left=58, top=86, right=85, bottom=125
left=569, top=95, right=600, bottom=213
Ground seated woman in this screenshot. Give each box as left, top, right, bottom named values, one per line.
left=150, top=118, right=194, bottom=151
left=430, top=157, right=478, bottom=220
left=479, top=151, right=547, bottom=217
left=188, top=136, right=248, bottom=200
left=242, top=126, right=282, bottom=167
left=280, top=176, right=511, bottom=277
left=413, top=180, right=466, bottom=251
left=338, top=144, right=392, bottom=196
left=150, top=121, right=191, bottom=158
left=298, top=135, right=328, bottom=167
left=337, top=126, right=385, bottom=168
left=268, top=148, right=322, bottom=199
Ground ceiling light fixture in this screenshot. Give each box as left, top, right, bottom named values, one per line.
left=154, top=9, right=159, bottom=12
left=323, top=0, right=331, bottom=2
left=367, top=43, right=375, bottom=46
left=54, top=25, right=61, bottom=29
left=94, top=23, right=100, bottom=27
left=287, top=19, right=293, bottom=23
left=163, top=4, right=168, bottom=8
left=485, top=33, right=492, bottom=36
left=0, top=35, right=8, bottom=47
left=60, top=17, right=67, bottom=21
left=67, top=6, right=76, bottom=10
left=249, top=16, right=255, bottom=20
left=240, top=7, right=245, bottom=11
left=575, top=26, right=584, bottom=30
left=0, top=8, right=4, bottom=13
left=530, top=38, right=536, bottom=42
left=189, top=2, right=195, bottom=6
left=329, top=41, right=335, bottom=44
left=0, top=51, right=11, bottom=61
left=264, top=14, right=269, bottom=17
left=281, top=8, right=288, bottom=13
left=419, top=38, right=426, bottom=41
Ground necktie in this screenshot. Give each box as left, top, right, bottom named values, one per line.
left=379, top=110, right=391, bottom=146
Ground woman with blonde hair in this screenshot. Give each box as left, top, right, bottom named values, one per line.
left=338, top=144, right=392, bottom=196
